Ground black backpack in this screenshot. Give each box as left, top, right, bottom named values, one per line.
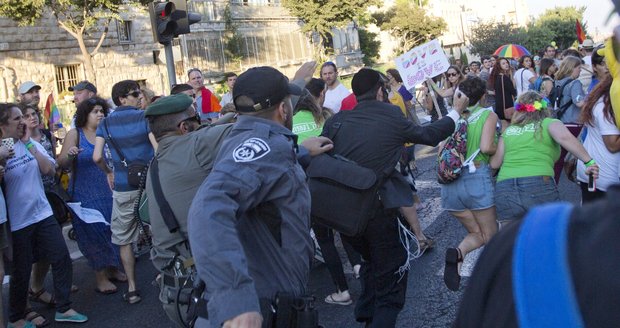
left=550, top=79, right=574, bottom=120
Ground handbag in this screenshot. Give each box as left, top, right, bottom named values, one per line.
left=104, top=119, right=148, bottom=188
left=501, top=75, right=515, bottom=120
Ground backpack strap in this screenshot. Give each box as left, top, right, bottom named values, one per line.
left=556, top=79, right=575, bottom=120
left=513, top=202, right=584, bottom=328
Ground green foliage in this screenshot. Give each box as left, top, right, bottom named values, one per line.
left=468, top=22, right=527, bottom=57
left=222, top=5, right=244, bottom=69
left=0, top=0, right=149, bottom=28
left=521, top=24, right=555, bottom=57
left=373, top=0, right=446, bottom=55
left=459, top=52, right=468, bottom=66
left=358, top=28, right=380, bottom=66
left=282, top=0, right=380, bottom=56
left=529, top=6, right=587, bottom=50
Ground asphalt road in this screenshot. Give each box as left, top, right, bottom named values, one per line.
left=5, top=137, right=581, bottom=328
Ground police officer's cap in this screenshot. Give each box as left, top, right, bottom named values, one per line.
left=144, top=94, right=194, bottom=117
left=233, top=66, right=302, bottom=112
left=351, top=68, right=385, bottom=96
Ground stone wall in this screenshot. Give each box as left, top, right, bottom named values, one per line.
left=0, top=6, right=165, bottom=104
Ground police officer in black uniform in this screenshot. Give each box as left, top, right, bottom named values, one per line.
left=322, top=68, right=469, bottom=327
left=188, top=66, right=332, bottom=328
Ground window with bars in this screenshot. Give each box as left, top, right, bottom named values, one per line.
left=117, top=20, right=133, bottom=43
left=54, top=65, right=80, bottom=93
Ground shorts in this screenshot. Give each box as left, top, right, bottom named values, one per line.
left=441, top=163, right=494, bottom=212
left=111, top=190, right=141, bottom=246
left=495, top=175, right=559, bottom=221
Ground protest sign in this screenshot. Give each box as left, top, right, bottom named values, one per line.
left=395, top=39, right=450, bottom=90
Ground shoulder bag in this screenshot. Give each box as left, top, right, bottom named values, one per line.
left=104, top=119, right=148, bottom=188
left=307, top=113, right=396, bottom=237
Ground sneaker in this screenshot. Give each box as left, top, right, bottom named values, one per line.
left=55, top=312, right=88, bottom=323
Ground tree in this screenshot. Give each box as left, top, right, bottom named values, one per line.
left=468, top=22, right=527, bottom=57
left=282, top=0, right=380, bottom=60
left=521, top=24, right=555, bottom=57
left=373, top=0, right=446, bottom=55
left=0, top=0, right=149, bottom=85
left=529, top=6, right=587, bottom=50
left=358, top=28, right=380, bottom=66
left=222, top=5, right=244, bottom=71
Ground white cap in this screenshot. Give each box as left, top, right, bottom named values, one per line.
left=18, top=81, right=41, bottom=94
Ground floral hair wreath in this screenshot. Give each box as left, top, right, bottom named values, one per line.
left=515, top=98, right=550, bottom=112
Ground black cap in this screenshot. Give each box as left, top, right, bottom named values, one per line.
left=351, top=68, right=383, bottom=96
left=69, top=80, right=97, bottom=94
left=233, top=66, right=301, bottom=112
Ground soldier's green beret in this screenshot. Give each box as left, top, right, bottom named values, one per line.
left=144, top=94, right=194, bottom=117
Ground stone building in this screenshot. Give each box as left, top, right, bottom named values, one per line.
left=0, top=0, right=363, bottom=124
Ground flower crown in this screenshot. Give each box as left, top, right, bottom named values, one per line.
left=515, top=98, right=550, bottom=112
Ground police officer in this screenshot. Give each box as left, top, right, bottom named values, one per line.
left=187, top=66, right=333, bottom=328
left=143, top=94, right=234, bottom=327
left=321, top=68, right=468, bottom=327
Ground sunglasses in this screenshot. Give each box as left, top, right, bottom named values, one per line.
left=125, top=91, right=141, bottom=98
left=447, top=72, right=459, bottom=77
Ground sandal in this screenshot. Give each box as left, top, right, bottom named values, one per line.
left=24, top=309, right=50, bottom=328
left=444, top=247, right=463, bottom=291
left=28, top=288, right=56, bottom=307
left=324, top=293, right=353, bottom=306
left=122, top=290, right=142, bottom=304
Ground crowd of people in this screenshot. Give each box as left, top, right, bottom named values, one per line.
left=0, top=36, right=616, bottom=328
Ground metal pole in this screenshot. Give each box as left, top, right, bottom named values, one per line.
left=164, top=42, right=177, bottom=87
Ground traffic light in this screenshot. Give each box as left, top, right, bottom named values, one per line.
left=170, top=0, right=201, bottom=36
left=149, top=1, right=178, bottom=44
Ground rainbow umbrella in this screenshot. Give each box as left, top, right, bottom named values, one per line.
left=493, top=44, right=531, bottom=59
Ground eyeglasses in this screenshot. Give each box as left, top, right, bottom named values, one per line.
left=125, top=91, right=141, bottom=98
left=447, top=72, right=459, bottom=77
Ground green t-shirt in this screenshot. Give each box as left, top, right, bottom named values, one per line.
left=292, top=110, right=322, bottom=143
left=497, top=117, right=561, bottom=181
left=465, top=106, right=492, bottom=163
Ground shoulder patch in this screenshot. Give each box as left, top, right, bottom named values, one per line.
left=232, top=138, right=271, bottom=162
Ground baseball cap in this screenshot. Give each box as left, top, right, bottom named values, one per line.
left=18, top=81, right=41, bottom=94
left=69, top=80, right=97, bottom=93
left=233, top=66, right=301, bottom=112
left=351, top=68, right=384, bottom=96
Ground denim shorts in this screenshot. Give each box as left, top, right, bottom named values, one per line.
left=441, top=163, right=495, bottom=212
left=495, top=175, right=559, bottom=221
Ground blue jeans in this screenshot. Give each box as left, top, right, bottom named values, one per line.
left=495, top=176, right=559, bottom=221
left=9, top=216, right=73, bottom=322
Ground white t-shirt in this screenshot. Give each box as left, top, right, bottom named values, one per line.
left=219, top=92, right=233, bottom=107
left=4, top=139, right=55, bottom=231
left=514, top=68, right=535, bottom=97
left=323, top=83, right=351, bottom=113
left=577, top=100, right=620, bottom=191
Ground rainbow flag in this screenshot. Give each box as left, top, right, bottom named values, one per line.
left=576, top=19, right=586, bottom=44
left=44, top=93, right=61, bottom=130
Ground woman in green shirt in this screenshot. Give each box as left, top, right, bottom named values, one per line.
left=441, top=77, right=499, bottom=291
left=490, top=91, right=599, bottom=222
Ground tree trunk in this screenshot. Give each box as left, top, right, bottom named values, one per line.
left=76, top=32, right=97, bottom=86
